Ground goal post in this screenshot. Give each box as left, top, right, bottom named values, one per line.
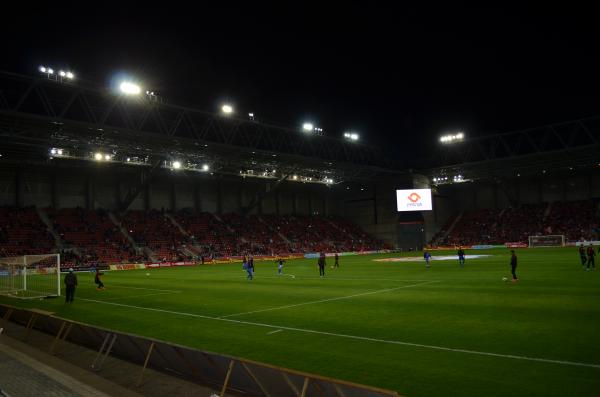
left=0, top=254, right=61, bottom=299
left=528, top=235, right=565, bottom=248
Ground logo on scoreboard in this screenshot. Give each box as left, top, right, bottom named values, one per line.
left=407, top=192, right=421, bottom=203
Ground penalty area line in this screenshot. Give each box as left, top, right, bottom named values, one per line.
left=78, top=298, right=600, bottom=370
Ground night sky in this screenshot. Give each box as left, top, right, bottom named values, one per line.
left=2, top=4, right=599, bottom=162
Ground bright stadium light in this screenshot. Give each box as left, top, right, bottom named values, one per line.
left=302, top=122, right=314, bottom=132
left=119, top=81, right=141, bottom=95
left=344, top=132, right=359, bottom=141
left=39, top=66, right=47, bottom=73
left=202, top=164, right=209, bottom=171
left=94, top=152, right=103, bottom=161
left=66, top=71, right=74, bottom=79
left=47, top=68, right=54, bottom=75
left=104, top=154, right=112, bottom=161
left=59, top=70, right=66, bottom=77
left=221, top=104, right=233, bottom=114
left=440, top=132, right=465, bottom=144
left=248, top=112, right=255, bottom=120
left=172, top=161, right=182, bottom=169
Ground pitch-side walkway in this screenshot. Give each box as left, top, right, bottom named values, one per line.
left=0, top=338, right=118, bottom=397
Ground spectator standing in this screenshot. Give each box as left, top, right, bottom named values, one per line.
left=64, top=268, right=77, bottom=303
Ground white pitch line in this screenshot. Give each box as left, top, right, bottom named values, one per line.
left=267, top=329, right=283, bottom=335
left=78, top=298, right=600, bottom=370
left=220, top=281, right=439, bottom=318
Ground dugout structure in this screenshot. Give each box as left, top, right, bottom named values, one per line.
left=0, top=254, right=60, bottom=298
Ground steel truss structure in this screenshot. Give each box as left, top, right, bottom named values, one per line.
left=0, top=71, right=396, bottom=186
left=428, top=117, right=600, bottom=182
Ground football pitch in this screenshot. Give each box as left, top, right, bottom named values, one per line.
left=2, top=247, right=600, bottom=397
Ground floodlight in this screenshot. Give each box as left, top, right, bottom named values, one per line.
left=104, top=154, right=112, bottom=161
left=221, top=104, right=233, bottom=114
left=202, top=164, right=209, bottom=171
left=292, top=175, right=298, bottom=180
left=119, top=81, right=141, bottom=95
left=440, top=132, right=465, bottom=144
left=94, top=152, right=103, bottom=161
left=59, top=70, right=66, bottom=77
left=50, top=148, right=57, bottom=155
left=47, top=68, right=54, bottom=75
left=248, top=112, right=254, bottom=118
left=302, top=123, right=314, bottom=132
left=66, top=72, right=74, bottom=79
left=172, top=161, right=182, bottom=169
left=39, top=66, right=47, bottom=73
left=57, top=149, right=63, bottom=155
left=344, top=132, right=350, bottom=138
left=126, top=157, right=131, bottom=162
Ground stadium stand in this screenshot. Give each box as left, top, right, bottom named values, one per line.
left=7, top=199, right=598, bottom=264
left=121, top=210, right=187, bottom=262
left=438, top=199, right=600, bottom=246
left=47, top=207, right=145, bottom=265
left=0, top=206, right=54, bottom=257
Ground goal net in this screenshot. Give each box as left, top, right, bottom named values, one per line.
left=0, top=254, right=60, bottom=299
left=528, top=235, right=565, bottom=248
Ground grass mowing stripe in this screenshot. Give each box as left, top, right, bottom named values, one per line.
left=95, top=291, right=181, bottom=301
left=220, top=280, right=439, bottom=318
left=103, top=285, right=181, bottom=293
left=78, top=297, right=600, bottom=370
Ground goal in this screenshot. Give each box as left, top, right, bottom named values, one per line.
left=528, top=235, right=565, bottom=248
left=0, top=254, right=60, bottom=299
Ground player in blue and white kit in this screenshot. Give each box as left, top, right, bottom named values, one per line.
left=458, top=247, right=465, bottom=268
left=243, top=258, right=253, bottom=280
left=277, top=258, right=284, bottom=275
left=424, top=250, right=432, bottom=268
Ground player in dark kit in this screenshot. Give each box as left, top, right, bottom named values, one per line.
left=318, top=252, right=326, bottom=277
left=578, top=245, right=587, bottom=267
left=64, top=268, right=78, bottom=303
left=334, top=253, right=339, bottom=268
left=586, top=244, right=595, bottom=271
left=94, top=268, right=105, bottom=290
left=510, top=250, right=518, bottom=282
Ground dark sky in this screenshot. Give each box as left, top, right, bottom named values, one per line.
left=2, top=3, right=599, bottom=162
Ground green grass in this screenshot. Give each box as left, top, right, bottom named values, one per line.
left=2, top=248, right=600, bottom=396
